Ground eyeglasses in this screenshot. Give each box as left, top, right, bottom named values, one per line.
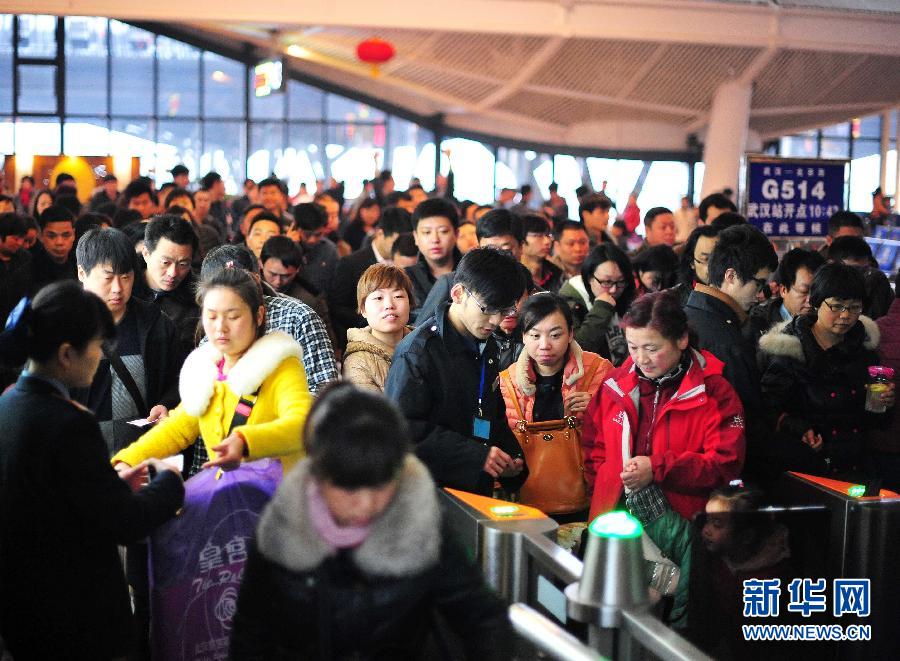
left=750, top=277, right=768, bottom=293
left=592, top=276, right=629, bottom=291
left=463, top=286, right=517, bottom=318
left=823, top=300, right=863, bottom=315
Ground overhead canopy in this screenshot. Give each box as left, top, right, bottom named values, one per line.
left=19, top=0, right=900, bottom=153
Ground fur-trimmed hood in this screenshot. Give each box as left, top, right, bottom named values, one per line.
left=514, top=338, right=586, bottom=397
left=758, top=314, right=880, bottom=362
left=179, top=331, right=304, bottom=416
left=255, top=455, right=441, bottom=576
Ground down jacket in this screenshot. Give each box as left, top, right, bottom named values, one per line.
left=498, top=340, right=611, bottom=429
left=342, top=326, right=413, bottom=392
left=112, top=331, right=312, bottom=474
left=758, top=313, right=885, bottom=473
left=229, top=455, right=512, bottom=660
left=582, top=348, right=745, bottom=520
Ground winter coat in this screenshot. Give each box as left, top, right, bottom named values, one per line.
left=404, top=248, right=462, bottom=323
left=582, top=348, right=745, bottom=520
left=342, top=325, right=412, bottom=391
left=498, top=340, right=610, bottom=429
left=131, top=264, right=200, bottom=363
left=0, top=375, right=183, bottom=659
left=72, top=296, right=182, bottom=412
left=758, top=314, right=886, bottom=473
left=229, top=456, right=512, bottom=660
left=112, top=331, right=312, bottom=474
left=873, top=298, right=900, bottom=454
left=327, top=244, right=377, bottom=351
left=684, top=285, right=762, bottom=415
left=384, top=303, right=528, bottom=496
left=746, top=296, right=788, bottom=343
left=559, top=277, right=628, bottom=366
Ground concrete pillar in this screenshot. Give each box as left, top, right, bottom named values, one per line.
left=700, top=80, right=752, bottom=199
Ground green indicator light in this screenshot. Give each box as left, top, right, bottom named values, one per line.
left=490, top=505, right=521, bottom=517
left=588, top=511, right=643, bottom=539
left=847, top=485, right=866, bottom=498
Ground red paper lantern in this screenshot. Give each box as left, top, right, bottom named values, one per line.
left=356, top=38, right=395, bottom=76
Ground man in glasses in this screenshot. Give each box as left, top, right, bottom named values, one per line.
left=685, top=224, right=777, bottom=438
left=386, top=248, right=529, bottom=497
left=748, top=248, right=825, bottom=341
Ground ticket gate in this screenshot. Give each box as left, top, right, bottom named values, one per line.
left=774, top=472, right=900, bottom=661
left=440, top=488, right=712, bottom=661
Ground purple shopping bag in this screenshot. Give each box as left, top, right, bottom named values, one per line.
left=148, top=459, right=282, bottom=661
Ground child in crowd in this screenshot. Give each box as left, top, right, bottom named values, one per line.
left=627, top=481, right=793, bottom=659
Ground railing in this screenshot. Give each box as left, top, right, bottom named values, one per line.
left=440, top=489, right=712, bottom=661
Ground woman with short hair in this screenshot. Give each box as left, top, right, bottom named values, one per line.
left=758, top=262, right=895, bottom=478
left=342, top=263, right=415, bottom=391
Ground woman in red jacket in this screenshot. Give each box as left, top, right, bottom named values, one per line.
left=582, top=289, right=745, bottom=520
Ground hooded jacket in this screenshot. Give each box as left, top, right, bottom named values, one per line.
left=112, top=331, right=312, bottom=474
left=229, top=456, right=512, bottom=660
left=758, top=314, right=885, bottom=472
left=342, top=325, right=413, bottom=391
left=582, top=348, right=745, bottom=520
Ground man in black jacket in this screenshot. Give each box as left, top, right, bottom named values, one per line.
left=74, top=228, right=181, bottom=455
left=405, top=198, right=462, bottom=321
left=747, top=248, right=824, bottom=342
left=385, top=248, right=528, bottom=496
left=30, top=204, right=78, bottom=292
left=685, top=224, right=777, bottom=419
left=328, top=206, right=412, bottom=350
left=133, top=214, right=200, bottom=361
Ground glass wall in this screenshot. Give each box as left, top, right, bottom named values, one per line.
left=0, top=13, right=695, bottom=211
left=777, top=112, right=898, bottom=212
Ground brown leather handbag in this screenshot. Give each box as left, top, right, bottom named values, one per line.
left=501, top=361, right=601, bottom=515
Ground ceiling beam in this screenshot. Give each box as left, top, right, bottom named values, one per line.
left=471, top=36, right=565, bottom=112
left=16, top=0, right=900, bottom=55
left=616, top=43, right=669, bottom=100
left=751, top=101, right=900, bottom=117
left=524, top=84, right=697, bottom=118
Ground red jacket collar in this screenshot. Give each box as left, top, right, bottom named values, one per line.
left=603, top=348, right=723, bottom=411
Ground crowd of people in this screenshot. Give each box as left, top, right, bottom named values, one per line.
left=0, top=166, right=897, bottom=660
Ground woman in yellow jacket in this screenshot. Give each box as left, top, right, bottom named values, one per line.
left=113, top=267, right=312, bottom=475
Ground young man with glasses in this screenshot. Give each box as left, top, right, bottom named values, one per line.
left=385, top=248, right=529, bottom=496
left=685, top=225, right=777, bottom=466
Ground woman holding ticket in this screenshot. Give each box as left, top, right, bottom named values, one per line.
left=0, top=282, right=184, bottom=659
left=112, top=265, right=312, bottom=474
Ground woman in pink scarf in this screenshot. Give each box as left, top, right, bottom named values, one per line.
left=230, top=383, right=513, bottom=660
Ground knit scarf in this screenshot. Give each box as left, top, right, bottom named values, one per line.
left=306, top=479, right=372, bottom=549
